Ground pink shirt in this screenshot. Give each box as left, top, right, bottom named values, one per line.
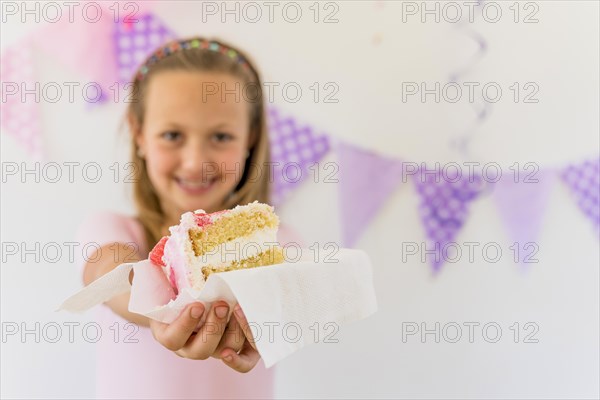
left=76, top=211, right=303, bottom=399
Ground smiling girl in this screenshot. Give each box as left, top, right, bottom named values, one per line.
left=78, top=37, right=300, bottom=399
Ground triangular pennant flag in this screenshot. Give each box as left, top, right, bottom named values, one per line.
left=337, top=142, right=404, bottom=247
left=413, top=167, right=487, bottom=272
left=267, top=106, right=331, bottom=206
left=561, top=157, right=600, bottom=235
left=493, top=170, right=556, bottom=265
left=114, top=13, right=176, bottom=83
left=0, top=41, right=44, bottom=159
left=31, top=6, right=119, bottom=103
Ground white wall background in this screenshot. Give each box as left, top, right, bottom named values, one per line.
left=1, top=1, right=599, bottom=398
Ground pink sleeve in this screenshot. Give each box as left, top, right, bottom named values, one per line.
left=75, top=211, right=148, bottom=283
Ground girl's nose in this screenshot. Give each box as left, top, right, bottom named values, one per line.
left=181, top=145, right=210, bottom=175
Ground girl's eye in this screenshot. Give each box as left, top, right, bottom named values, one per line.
left=161, top=131, right=182, bottom=142
left=213, top=132, right=233, bottom=143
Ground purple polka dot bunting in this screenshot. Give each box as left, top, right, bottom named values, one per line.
left=413, top=167, right=487, bottom=272
left=114, top=13, right=176, bottom=83
left=268, top=107, right=331, bottom=207
left=561, top=157, right=600, bottom=234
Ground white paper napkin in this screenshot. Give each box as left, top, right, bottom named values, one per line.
left=58, top=248, right=377, bottom=368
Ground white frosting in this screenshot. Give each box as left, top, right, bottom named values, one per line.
left=163, top=212, right=198, bottom=292
left=188, top=227, right=279, bottom=290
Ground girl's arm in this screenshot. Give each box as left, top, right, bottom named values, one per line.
left=82, top=242, right=150, bottom=328
left=83, top=243, right=262, bottom=371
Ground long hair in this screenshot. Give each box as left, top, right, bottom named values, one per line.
left=126, top=37, right=271, bottom=250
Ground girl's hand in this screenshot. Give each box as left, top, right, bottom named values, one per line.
left=215, top=304, right=261, bottom=373
left=149, top=301, right=261, bottom=373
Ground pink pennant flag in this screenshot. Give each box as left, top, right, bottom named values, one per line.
left=561, top=158, right=600, bottom=235
left=493, top=170, right=556, bottom=266
left=267, top=107, right=331, bottom=206
left=337, top=142, right=404, bottom=247
left=0, top=41, right=44, bottom=159
left=413, top=166, right=487, bottom=273
left=30, top=5, right=120, bottom=103
left=113, top=13, right=176, bottom=83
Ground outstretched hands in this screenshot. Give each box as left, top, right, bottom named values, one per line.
left=149, top=301, right=260, bottom=373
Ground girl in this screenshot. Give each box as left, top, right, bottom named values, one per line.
left=78, top=37, right=301, bottom=399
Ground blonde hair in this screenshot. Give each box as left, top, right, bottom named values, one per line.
left=126, top=37, right=271, bottom=250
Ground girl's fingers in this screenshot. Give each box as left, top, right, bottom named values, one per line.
left=150, top=303, right=205, bottom=351
left=221, top=339, right=261, bottom=373
left=232, top=304, right=257, bottom=350
left=177, top=301, right=230, bottom=360
left=214, top=312, right=245, bottom=358
left=150, top=301, right=254, bottom=365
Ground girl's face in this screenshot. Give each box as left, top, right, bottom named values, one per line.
left=134, top=70, right=253, bottom=223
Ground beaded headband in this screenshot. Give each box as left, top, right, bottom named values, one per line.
left=136, top=38, right=251, bottom=81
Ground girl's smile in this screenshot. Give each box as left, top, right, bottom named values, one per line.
left=174, top=175, right=218, bottom=194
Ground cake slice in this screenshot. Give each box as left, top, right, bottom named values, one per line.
left=149, top=201, right=285, bottom=292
